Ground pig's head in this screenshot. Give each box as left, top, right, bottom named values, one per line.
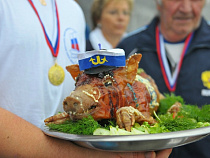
left=63, top=54, right=142, bottom=120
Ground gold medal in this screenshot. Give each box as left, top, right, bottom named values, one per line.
left=39, top=0, right=47, bottom=6
left=48, top=62, right=65, bottom=86
left=29, top=0, right=65, bottom=86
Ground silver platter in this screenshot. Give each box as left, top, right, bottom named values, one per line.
left=41, top=124, right=210, bottom=152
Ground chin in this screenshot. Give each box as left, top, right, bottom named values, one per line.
left=175, top=20, right=200, bottom=33
left=173, top=25, right=195, bottom=35
left=114, top=32, right=125, bottom=37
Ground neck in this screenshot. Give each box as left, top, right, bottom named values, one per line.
left=102, top=32, right=122, bottom=48
left=160, top=27, right=189, bottom=43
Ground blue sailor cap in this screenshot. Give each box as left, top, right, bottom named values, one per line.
left=78, top=49, right=126, bottom=74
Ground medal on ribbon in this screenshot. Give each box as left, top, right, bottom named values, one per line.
left=156, top=26, right=193, bottom=92
left=48, top=60, right=65, bottom=86
left=28, top=0, right=65, bottom=86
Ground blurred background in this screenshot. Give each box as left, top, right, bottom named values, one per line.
left=77, top=0, right=210, bottom=33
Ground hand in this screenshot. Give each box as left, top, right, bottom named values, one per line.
left=116, top=149, right=172, bottom=158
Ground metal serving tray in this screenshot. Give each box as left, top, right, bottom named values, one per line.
left=41, top=125, right=210, bottom=152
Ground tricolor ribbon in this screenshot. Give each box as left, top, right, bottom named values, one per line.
left=156, top=26, right=193, bottom=92
left=28, top=0, right=60, bottom=57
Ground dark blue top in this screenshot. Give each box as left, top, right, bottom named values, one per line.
left=117, top=16, right=210, bottom=158
left=86, top=39, right=94, bottom=51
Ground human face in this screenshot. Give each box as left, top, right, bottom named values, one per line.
left=99, top=0, right=131, bottom=38
left=157, top=0, right=205, bottom=41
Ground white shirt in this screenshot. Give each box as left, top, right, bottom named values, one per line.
left=89, top=27, right=127, bottom=50
left=0, top=0, right=85, bottom=128
left=165, top=41, right=184, bottom=75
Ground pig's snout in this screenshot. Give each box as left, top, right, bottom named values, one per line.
left=63, top=96, right=81, bottom=113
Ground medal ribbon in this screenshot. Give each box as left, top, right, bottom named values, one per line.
left=156, top=26, right=193, bottom=92
left=28, top=0, right=60, bottom=57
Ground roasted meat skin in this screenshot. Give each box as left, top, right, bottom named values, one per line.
left=45, top=54, right=162, bottom=131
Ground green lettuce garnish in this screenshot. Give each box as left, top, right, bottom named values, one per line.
left=47, top=94, right=210, bottom=135
left=48, top=115, right=101, bottom=135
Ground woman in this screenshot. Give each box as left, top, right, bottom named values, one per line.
left=86, top=0, right=133, bottom=51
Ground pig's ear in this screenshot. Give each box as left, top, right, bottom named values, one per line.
left=66, top=64, right=81, bottom=80
left=126, top=54, right=142, bottom=82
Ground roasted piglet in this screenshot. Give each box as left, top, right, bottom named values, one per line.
left=45, top=54, right=162, bottom=131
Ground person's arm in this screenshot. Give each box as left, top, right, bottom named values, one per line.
left=0, top=107, right=172, bottom=158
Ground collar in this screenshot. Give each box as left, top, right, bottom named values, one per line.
left=89, top=27, right=113, bottom=50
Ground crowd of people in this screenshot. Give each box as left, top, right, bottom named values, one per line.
left=0, top=0, right=209, bottom=157
left=0, top=0, right=171, bottom=157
